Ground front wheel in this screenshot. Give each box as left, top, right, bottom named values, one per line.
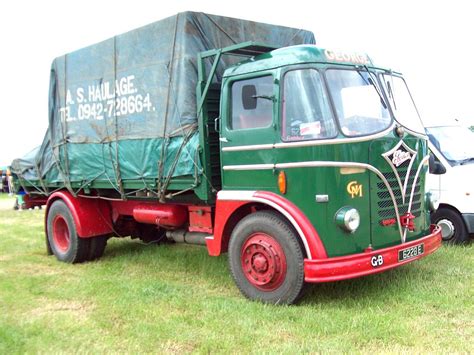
left=228, top=211, right=305, bottom=304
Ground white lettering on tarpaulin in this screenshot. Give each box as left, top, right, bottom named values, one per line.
left=87, top=75, right=137, bottom=102
left=392, top=150, right=411, bottom=167
left=58, top=75, right=156, bottom=122
left=76, top=88, right=85, bottom=103
left=66, top=90, right=74, bottom=105
left=324, top=49, right=370, bottom=65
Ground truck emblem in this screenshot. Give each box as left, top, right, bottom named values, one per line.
left=347, top=181, right=363, bottom=198
left=392, top=150, right=411, bottom=167
left=382, top=140, right=417, bottom=203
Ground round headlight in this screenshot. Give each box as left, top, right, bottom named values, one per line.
left=335, top=207, right=360, bottom=233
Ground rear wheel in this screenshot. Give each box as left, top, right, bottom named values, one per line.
left=431, top=207, right=469, bottom=244
left=88, top=236, right=108, bottom=261
left=228, top=211, right=305, bottom=304
left=47, top=200, right=90, bottom=263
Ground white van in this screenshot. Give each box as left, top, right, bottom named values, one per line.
left=426, top=125, right=474, bottom=244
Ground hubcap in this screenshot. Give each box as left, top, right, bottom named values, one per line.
left=53, top=215, right=70, bottom=252
left=437, top=219, right=455, bottom=240
left=241, top=233, right=287, bottom=291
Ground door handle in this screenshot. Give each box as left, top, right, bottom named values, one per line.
left=219, top=137, right=229, bottom=143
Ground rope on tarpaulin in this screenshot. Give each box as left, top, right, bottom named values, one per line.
left=112, top=35, right=126, bottom=200
left=46, top=59, right=73, bottom=196
left=61, top=54, right=74, bottom=196
left=157, top=12, right=180, bottom=203
left=166, top=60, right=218, bottom=197
left=202, top=13, right=238, bottom=45
left=33, top=154, right=48, bottom=195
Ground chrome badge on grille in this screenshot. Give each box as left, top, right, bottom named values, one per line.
left=382, top=140, right=417, bottom=204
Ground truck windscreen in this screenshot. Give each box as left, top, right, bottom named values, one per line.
left=380, top=74, right=425, bottom=134
left=282, top=69, right=337, bottom=141
left=325, top=69, right=391, bottom=137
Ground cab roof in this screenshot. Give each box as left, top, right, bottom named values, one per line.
left=223, top=45, right=396, bottom=77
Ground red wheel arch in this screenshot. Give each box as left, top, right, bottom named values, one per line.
left=46, top=191, right=113, bottom=238
left=207, top=190, right=327, bottom=259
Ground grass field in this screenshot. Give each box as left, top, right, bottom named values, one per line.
left=0, top=193, right=473, bottom=353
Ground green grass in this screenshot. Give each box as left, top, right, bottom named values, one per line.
left=0, top=193, right=473, bottom=353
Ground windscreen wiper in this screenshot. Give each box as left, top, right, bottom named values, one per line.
left=386, top=77, right=397, bottom=110
left=356, top=66, right=387, bottom=109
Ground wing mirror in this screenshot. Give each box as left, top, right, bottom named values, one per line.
left=429, top=154, right=446, bottom=175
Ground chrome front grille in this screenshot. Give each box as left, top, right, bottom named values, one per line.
left=376, top=165, right=422, bottom=220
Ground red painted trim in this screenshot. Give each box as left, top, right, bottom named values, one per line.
left=132, top=204, right=187, bottom=228
left=304, top=225, right=442, bottom=283
left=109, top=200, right=191, bottom=225
left=253, top=191, right=327, bottom=259
left=22, top=195, right=47, bottom=209
left=207, top=199, right=249, bottom=256
left=46, top=191, right=113, bottom=238
left=109, top=200, right=142, bottom=217
left=208, top=191, right=327, bottom=259
left=188, top=206, right=213, bottom=233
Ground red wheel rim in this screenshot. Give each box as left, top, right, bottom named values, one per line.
left=53, top=215, right=70, bottom=252
left=241, top=233, right=287, bottom=291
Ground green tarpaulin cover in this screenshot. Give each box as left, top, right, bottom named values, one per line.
left=11, top=12, right=315, bottom=198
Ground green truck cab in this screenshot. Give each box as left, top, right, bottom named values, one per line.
left=217, top=45, right=432, bottom=254
left=11, top=13, right=442, bottom=304
left=198, top=43, right=442, bottom=302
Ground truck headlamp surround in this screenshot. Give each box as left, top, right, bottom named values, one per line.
left=335, top=207, right=360, bottom=233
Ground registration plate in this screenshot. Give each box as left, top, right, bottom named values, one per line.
left=398, top=243, right=424, bottom=262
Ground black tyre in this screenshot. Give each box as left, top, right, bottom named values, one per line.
left=46, top=200, right=90, bottom=263
left=431, top=207, right=469, bottom=244
left=228, top=211, right=305, bottom=304
left=87, top=236, right=108, bottom=261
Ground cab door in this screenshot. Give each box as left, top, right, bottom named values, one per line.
left=220, top=73, right=278, bottom=190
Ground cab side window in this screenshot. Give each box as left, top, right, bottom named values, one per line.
left=231, top=76, right=273, bottom=130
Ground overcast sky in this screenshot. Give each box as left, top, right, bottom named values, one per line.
left=1, top=0, right=473, bottom=166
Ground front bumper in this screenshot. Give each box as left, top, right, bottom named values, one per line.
left=304, top=225, right=442, bottom=283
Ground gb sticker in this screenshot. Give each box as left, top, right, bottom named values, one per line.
left=371, top=255, right=384, bottom=268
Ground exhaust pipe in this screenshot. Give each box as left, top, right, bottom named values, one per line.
left=166, top=230, right=211, bottom=245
